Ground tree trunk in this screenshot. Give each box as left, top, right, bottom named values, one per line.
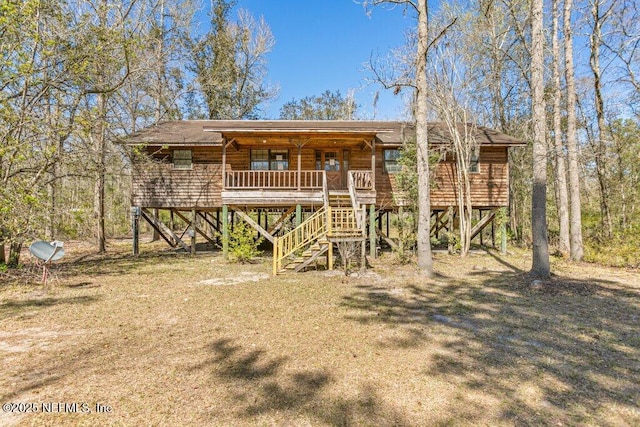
left=0, top=242, right=5, bottom=265
left=564, top=0, right=584, bottom=261
left=8, top=242, right=22, bottom=268
left=530, top=0, right=550, bottom=278
left=415, top=0, right=433, bottom=276
left=552, top=0, right=570, bottom=256
left=94, top=93, right=107, bottom=253
left=589, top=0, right=613, bottom=238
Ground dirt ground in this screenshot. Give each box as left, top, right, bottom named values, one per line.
left=1, top=241, right=638, bottom=426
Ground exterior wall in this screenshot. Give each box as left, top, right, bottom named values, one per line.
left=132, top=144, right=510, bottom=210
left=132, top=162, right=222, bottom=208
left=431, top=146, right=509, bottom=208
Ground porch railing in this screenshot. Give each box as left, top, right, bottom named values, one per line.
left=224, top=170, right=324, bottom=190
left=349, top=170, right=373, bottom=190
left=328, top=206, right=365, bottom=237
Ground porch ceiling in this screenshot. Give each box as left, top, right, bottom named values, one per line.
left=219, top=134, right=378, bottom=148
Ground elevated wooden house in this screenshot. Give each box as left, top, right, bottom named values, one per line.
left=124, top=120, right=524, bottom=273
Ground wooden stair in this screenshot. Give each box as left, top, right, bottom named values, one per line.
left=328, top=192, right=352, bottom=207
left=283, top=239, right=330, bottom=272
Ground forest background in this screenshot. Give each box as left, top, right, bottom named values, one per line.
left=1, top=0, right=638, bottom=268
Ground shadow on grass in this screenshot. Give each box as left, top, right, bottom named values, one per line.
left=341, top=260, right=640, bottom=424
left=0, top=339, right=107, bottom=402
left=50, top=248, right=220, bottom=280
left=192, top=338, right=411, bottom=426
left=0, top=295, right=101, bottom=318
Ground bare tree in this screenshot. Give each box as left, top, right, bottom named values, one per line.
left=564, top=0, right=584, bottom=261
left=530, top=0, right=550, bottom=277
left=589, top=0, right=615, bottom=238
left=552, top=0, right=570, bottom=256
left=364, top=0, right=435, bottom=276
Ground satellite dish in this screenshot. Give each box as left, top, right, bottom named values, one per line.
left=29, top=241, right=65, bottom=285
left=29, top=241, right=65, bottom=263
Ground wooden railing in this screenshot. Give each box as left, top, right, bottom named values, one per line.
left=328, top=207, right=365, bottom=237
left=225, top=170, right=324, bottom=190
left=348, top=172, right=363, bottom=229
left=349, top=170, right=373, bottom=190
left=273, top=206, right=328, bottom=274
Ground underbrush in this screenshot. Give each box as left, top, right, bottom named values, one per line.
left=584, top=238, right=640, bottom=268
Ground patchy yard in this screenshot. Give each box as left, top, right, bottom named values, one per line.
left=1, top=242, right=639, bottom=426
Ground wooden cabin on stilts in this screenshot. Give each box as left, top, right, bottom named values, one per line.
left=124, top=120, right=524, bottom=273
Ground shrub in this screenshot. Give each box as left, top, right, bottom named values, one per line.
left=228, top=220, right=263, bottom=263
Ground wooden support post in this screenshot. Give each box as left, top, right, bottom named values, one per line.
left=386, top=211, right=390, bottom=236
left=140, top=208, right=189, bottom=251
left=398, top=206, right=404, bottom=258
left=447, top=206, right=454, bottom=254
left=328, top=242, right=334, bottom=270
left=369, top=204, right=376, bottom=258
left=131, top=207, right=140, bottom=256
left=216, top=209, right=220, bottom=244
left=190, top=208, right=197, bottom=255
left=222, top=205, right=229, bottom=259
left=152, top=208, right=160, bottom=241
left=479, top=210, right=484, bottom=246
left=232, top=207, right=275, bottom=244
left=361, top=238, right=366, bottom=269
left=272, top=236, right=278, bottom=275
left=491, top=215, right=496, bottom=248
left=296, top=204, right=302, bottom=227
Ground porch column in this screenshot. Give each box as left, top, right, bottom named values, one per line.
left=222, top=138, right=227, bottom=189
left=297, top=143, right=302, bottom=190
left=222, top=204, right=229, bottom=259
left=369, top=204, right=376, bottom=258
left=371, top=139, right=376, bottom=190
left=296, top=204, right=302, bottom=227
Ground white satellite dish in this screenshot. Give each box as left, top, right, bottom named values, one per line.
left=29, top=241, right=65, bottom=285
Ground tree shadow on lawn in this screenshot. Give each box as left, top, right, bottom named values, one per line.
left=190, top=338, right=411, bottom=426
left=341, top=267, right=640, bottom=425
left=0, top=294, right=101, bottom=318
left=52, top=249, right=214, bottom=280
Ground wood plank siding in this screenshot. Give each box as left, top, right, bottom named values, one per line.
left=126, top=120, right=524, bottom=210
left=431, top=147, right=509, bottom=208
left=132, top=162, right=223, bottom=209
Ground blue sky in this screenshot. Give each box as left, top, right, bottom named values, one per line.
left=229, top=0, right=417, bottom=120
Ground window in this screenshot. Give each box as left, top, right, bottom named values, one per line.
left=270, top=149, right=289, bottom=171
left=251, top=149, right=289, bottom=170
left=173, top=149, right=192, bottom=169
left=250, top=149, right=269, bottom=170
left=469, top=148, right=479, bottom=173
left=383, top=149, right=401, bottom=174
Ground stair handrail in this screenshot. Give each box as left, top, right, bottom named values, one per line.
left=348, top=171, right=365, bottom=229
left=322, top=171, right=329, bottom=208
left=273, top=205, right=328, bottom=273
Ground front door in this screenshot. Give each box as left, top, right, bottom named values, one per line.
left=316, top=150, right=349, bottom=190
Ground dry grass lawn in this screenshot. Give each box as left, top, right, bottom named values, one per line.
left=1, top=241, right=639, bottom=426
